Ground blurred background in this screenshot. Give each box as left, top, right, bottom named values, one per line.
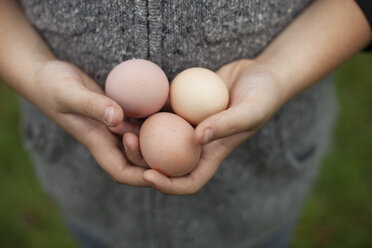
left=0, top=53, right=371, bottom=248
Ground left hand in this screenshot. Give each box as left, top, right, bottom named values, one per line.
left=125, top=59, right=287, bottom=195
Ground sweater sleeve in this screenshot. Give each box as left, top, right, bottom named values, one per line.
left=355, top=0, right=372, bottom=51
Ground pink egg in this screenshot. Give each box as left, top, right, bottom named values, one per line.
left=105, top=59, right=169, bottom=118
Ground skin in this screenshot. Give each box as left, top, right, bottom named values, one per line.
left=0, top=0, right=371, bottom=194
left=0, top=0, right=149, bottom=187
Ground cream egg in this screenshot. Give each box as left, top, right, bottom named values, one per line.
left=139, top=112, right=201, bottom=177
left=170, top=67, right=229, bottom=125
left=105, top=59, right=169, bottom=118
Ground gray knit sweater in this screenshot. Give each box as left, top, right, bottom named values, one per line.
left=19, top=1, right=337, bottom=247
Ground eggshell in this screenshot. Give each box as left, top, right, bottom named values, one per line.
left=105, top=59, right=169, bottom=118
left=170, top=67, right=229, bottom=125
left=139, top=112, right=201, bottom=177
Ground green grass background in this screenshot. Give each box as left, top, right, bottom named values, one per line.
left=0, top=54, right=371, bottom=247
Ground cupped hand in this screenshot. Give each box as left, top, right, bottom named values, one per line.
left=194, top=59, right=286, bottom=145
left=32, top=60, right=151, bottom=186
left=123, top=59, right=287, bottom=194
left=144, top=60, right=287, bottom=194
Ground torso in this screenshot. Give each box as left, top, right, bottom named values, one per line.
left=19, top=1, right=338, bottom=247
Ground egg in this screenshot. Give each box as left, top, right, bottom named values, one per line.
left=105, top=59, right=169, bottom=118
left=139, top=112, right=201, bottom=177
left=170, top=67, right=229, bottom=125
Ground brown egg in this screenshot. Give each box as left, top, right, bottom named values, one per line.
left=139, top=112, right=201, bottom=177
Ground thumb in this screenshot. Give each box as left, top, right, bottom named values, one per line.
left=194, top=103, right=264, bottom=145
left=59, top=86, right=124, bottom=127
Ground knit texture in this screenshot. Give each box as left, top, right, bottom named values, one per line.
left=19, top=1, right=337, bottom=247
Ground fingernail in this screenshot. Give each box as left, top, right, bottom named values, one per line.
left=104, top=106, right=114, bottom=126
left=203, top=128, right=213, bottom=144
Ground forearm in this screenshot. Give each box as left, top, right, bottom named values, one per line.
left=0, top=0, right=55, bottom=99
left=256, top=0, right=371, bottom=101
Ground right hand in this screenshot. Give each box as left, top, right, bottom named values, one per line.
left=32, top=60, right=150, bottom=187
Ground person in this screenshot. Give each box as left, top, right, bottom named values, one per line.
left=0, top=0, right=371, bottom=247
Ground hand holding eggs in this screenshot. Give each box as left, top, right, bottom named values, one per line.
left=105, top=59, right=229, bottom=177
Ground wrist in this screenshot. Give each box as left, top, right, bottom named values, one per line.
left=12, top=55, right=56, bottom=102
left=0, top=0, right=56, bottom=100
left=238, top=58, right=291, bottom=108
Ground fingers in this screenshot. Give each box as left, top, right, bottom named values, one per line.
left=142, top=147, right=221, bottom=195
left=122, top=132, right=149, bottom=168
left=109, top=122, right=148, bottom=168
left=57, top=84, right=124, bottom=127
left=143, top=131, right=251, bottom=195
left=143, top=169, right=202, bottom=195
left=142, top=147, right=217, bottom=195
left=59, top=112, right=150, bottom=187
left=90, top=138, right=150, bottom=186
left=108, top=120, right=141, bottom=136
left=195, top=103, right=265, bottom=145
